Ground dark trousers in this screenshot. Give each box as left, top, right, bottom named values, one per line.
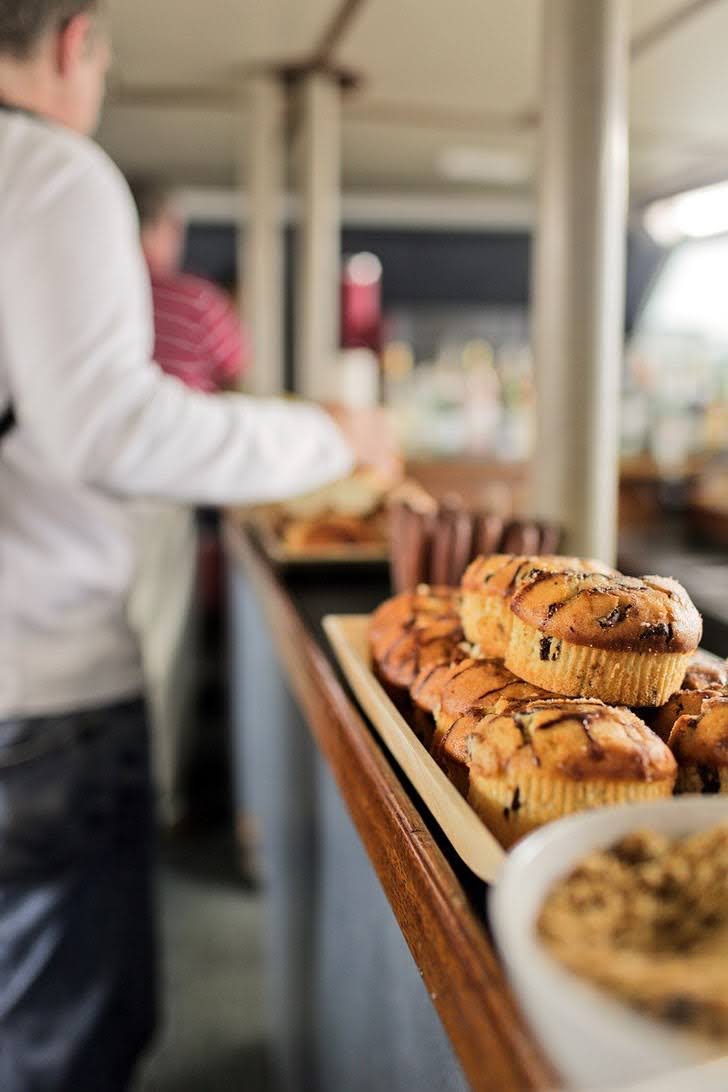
left=0, top=699, right=158, bottom=1091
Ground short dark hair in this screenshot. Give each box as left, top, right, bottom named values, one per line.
left=0, top=0, right=98, bottom=58
left=128, top=177, right=175, bottom=229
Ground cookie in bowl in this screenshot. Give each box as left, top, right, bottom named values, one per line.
left=506, top=571, right=702, bottom=707
left=431, top=657, right=546, bottom=794
left=368, top=586, right=463, bottom=722
left=669, top=694, right=728, bottom=794
left=538, top=822, right=728, bottom=1043
left=461, top=554, right=613, bottom=659
left=467, top=699, right=677, bottom=847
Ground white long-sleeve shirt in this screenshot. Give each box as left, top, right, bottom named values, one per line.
left=0, top=110, right=353, bottom=718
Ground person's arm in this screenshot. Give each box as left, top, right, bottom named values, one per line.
left=3, top=149, right=352, bottom=505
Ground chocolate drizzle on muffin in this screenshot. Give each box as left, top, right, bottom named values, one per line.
left=669, top=694, right=728, bottom=795
left=598, top=603, right=632, bottom=628
left=466, top=698, right=676, bottom=846
left=510, top=571, right=700, bottom=654
left=460, top=554, right=614, bottom=658
left=369, top=586, right=463, bottom=710
left=506, top=570, right=701, bottom=706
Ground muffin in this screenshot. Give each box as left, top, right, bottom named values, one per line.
left=461, top=554, right=613, bottom=658
left=638, top=651, right=727, bottom=740
left=368, top=586, right=463, bottom=718
left=507, top=571, right=702, bottom=706
left=669, top=694, right=728, bottom=794
left=409, top=650, right=469, bottom=749
left=467, top=699, right=677, bottom=847
left=648, top=688, right=721, bottom=743
left=682, top=650, right=728, bottom=692
left=431, top=658, right=546, bottom=794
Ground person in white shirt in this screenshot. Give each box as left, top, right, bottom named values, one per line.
left=0, top=2, right=364, bottom=1088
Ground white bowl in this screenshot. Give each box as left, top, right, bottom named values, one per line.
left=489, top=797, right=728, bottom=1091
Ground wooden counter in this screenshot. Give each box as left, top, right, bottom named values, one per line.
left=224, top=522, right=557, bottom=1092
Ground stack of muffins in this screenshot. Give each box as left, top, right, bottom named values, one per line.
left=369, top=554, right=727, bottom=847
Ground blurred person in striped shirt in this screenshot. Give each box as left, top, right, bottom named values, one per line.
left=127, top=179, right=251, bottom=830
left=130, top=177, right=249, bottom=393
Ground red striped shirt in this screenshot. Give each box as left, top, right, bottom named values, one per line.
left=149, top=272, right=248, bottom=392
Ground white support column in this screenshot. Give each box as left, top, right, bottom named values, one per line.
left=530, top=0, right=629, bottom=565
left=295, top=72, right=342, bottom=400
left=239, top=74, right=285, bottom=396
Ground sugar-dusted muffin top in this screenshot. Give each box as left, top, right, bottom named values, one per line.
left=645, top=653, right=728, bottom=741
left=461, top=554, right=613, bottom=597
left=648, top=688, right=720, bottom=742
left=369, top=586, right=463, bottom=691
left=438, top=657, right=546, bottom=725
left=510, top=571, right=702, bottom=654
left=682, top=650, right=728, bottom=691
left=669, top=694, right=728, bottom=769
left=468, top=699, right=677, bottom=783
left=434, top=659, right=547, bottom=772
left=411, top=655, right=468, bottom=714
left=369, top=585, right=459, bottom=646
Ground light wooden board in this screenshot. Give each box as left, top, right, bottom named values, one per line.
left=323, top=614, right=506, bottom=883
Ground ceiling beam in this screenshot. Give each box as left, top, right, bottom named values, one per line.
left=104, top=86, right=728, bottom=163
left=106, top=82, right=236, bottom=109
left=309, top=0, right=371, bottom=68
left=344, top=99, right=534, bottom=134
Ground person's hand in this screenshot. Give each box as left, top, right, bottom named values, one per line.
left=324, top=404, right=402, bottom=484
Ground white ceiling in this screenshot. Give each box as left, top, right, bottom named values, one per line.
left=98, top=0, right=728, bottom=208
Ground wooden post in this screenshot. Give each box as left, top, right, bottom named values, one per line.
left=530, top=0, right=629, bottom=564
left=295, top=72, right=342, bottom=400
left=239, top=74, right=285, bottom=395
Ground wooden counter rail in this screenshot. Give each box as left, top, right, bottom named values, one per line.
left=225, top=523, right=558, bottom=1092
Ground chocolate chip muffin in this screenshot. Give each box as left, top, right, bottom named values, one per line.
left=644, top=652, right=728, bottom=741
left=507, top=571, right=702, bottom=706
left=467, top=699, right=677, bottom=846
left=431, top=657, right=546, bottom=794
left=682, top=650, right=728, bottom=692
left=368, top=586, right=463, bottom=723
left=461, top=554, right=613, bottom=658
left=409, top=650, right=469, bottom=749
left=669, top=694, right=728, bottom=794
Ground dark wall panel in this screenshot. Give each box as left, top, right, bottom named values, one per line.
left=341, top=228, right=531, bottom=307
left=186, top=221, right=662, bottom=325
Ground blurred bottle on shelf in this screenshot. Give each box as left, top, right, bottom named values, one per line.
left=381, top=323, right=534, bottom=462
left=496, top=342, right=534, bottom=462
left=338, top=347, right=380, bottom=410
left=462, top=339, right=500, bottom=456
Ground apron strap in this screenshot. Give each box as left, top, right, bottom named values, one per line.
left=0, top=100, right=26, bottom=442
left=0, top=404, right=16, bottom=442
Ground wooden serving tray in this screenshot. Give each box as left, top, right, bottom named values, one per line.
left=323, top=614, right=506, bottom=883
